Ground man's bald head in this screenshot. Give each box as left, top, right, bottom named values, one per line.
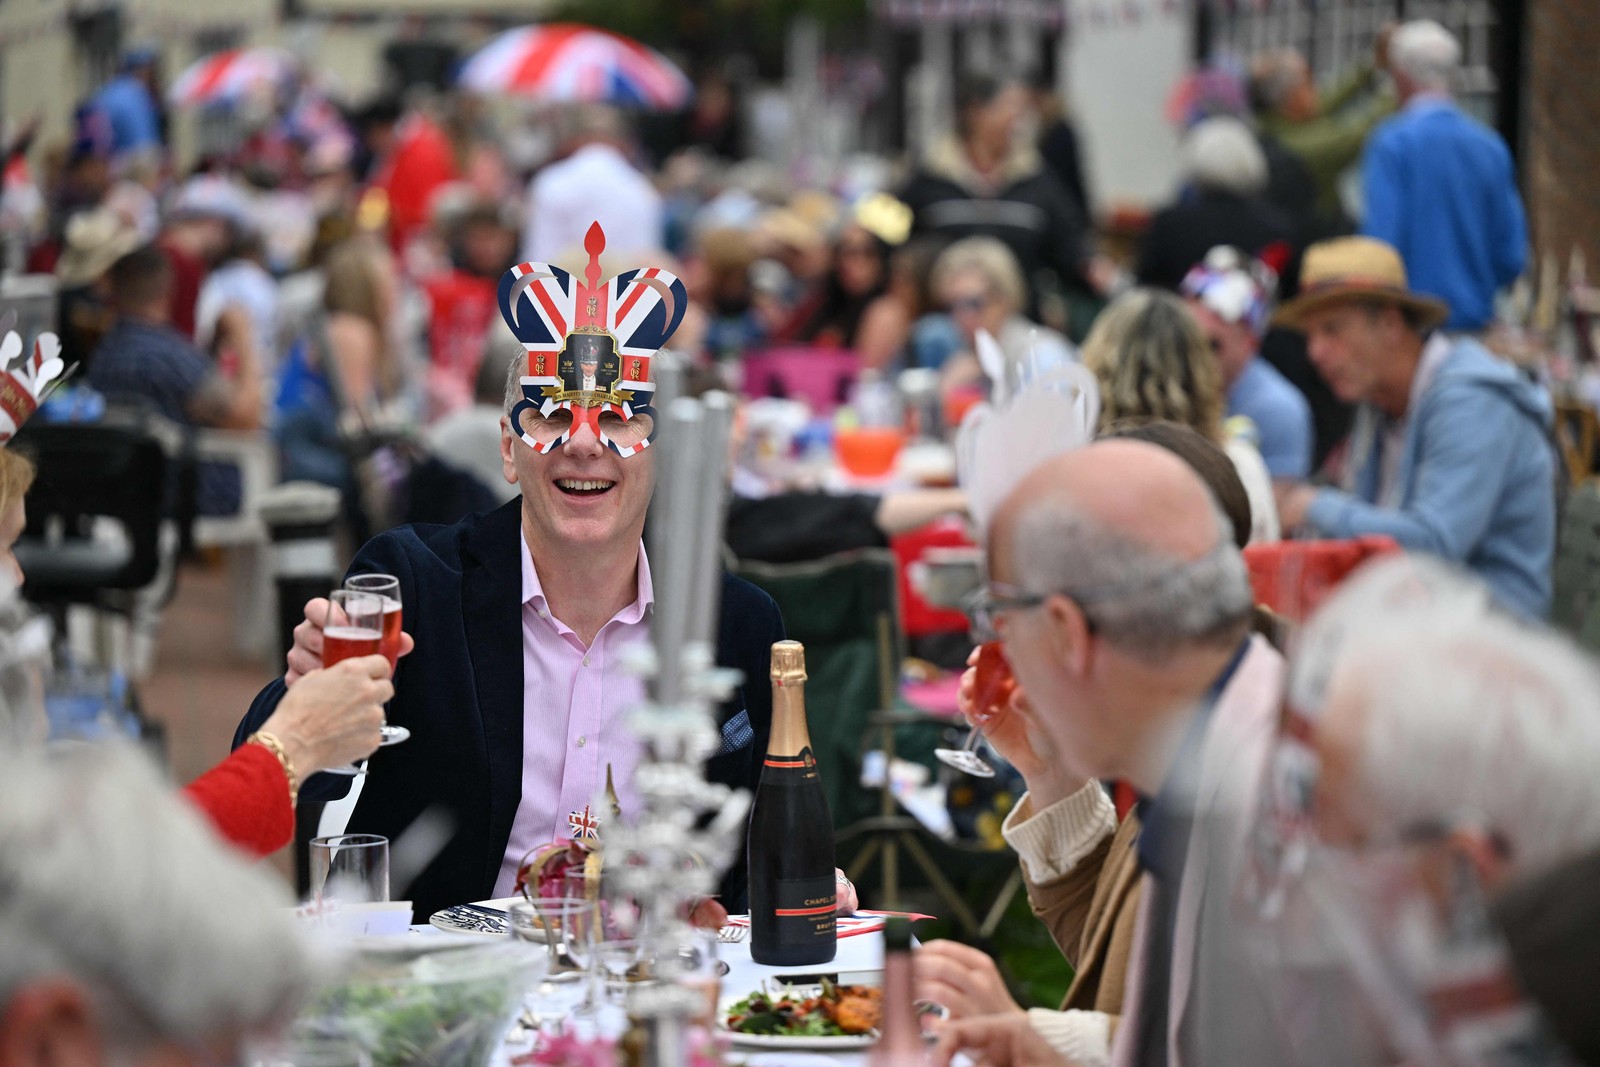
left=991, top=439, right=1252, bottom=661
left=993, top=439, right=1230, bottom=572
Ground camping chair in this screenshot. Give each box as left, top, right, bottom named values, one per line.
left=15, top=411, right=182, bottom=668
left=733, top=548, right=981, bottom=930
left=15, top=411, right=183, bottom=742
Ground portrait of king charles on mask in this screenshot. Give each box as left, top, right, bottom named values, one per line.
left=558, top=330, right=621, bottom=395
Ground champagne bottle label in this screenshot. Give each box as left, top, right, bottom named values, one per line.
left=769, top=874, right=837, bottom=949
left=762, top=746, right=820, bottom=780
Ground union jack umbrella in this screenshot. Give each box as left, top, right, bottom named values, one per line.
left=168, top=48, right=296, bottom=109
left=458, top=24, right=692, bottom=110
left=500, top=222, right=688, bottom=457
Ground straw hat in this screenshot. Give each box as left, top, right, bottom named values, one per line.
left=1273, top=236, right=1449, bottom=331
left=55, top=207, right=141, bottom=288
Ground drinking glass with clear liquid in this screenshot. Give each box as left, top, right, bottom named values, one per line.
left=320, top=589, right=409, bottom=776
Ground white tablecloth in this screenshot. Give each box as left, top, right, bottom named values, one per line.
left=407, top=924, right=887, bottom=1066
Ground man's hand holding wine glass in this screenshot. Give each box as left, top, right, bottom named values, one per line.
left=284, top=597, right=417, bottom=687
left=956, top=646, right=1088, bottom=809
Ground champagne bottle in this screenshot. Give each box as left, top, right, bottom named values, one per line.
left=748, top=640, right=837, bottom=965
left=869, top=918, right=922, bottom=1066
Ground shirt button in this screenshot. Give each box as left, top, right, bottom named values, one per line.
left=582, top=655, right=590, bottom=667
left=577, top=736, right=587, bottom=747
left=538, top=608, right=549, bottom=618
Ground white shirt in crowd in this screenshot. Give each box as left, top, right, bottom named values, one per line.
left=521, top=142, right=664, bottom=266
left=196, top=259, right=280, bottom=373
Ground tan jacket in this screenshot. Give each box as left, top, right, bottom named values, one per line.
left=1014, top=797, right=1143, bottom=1038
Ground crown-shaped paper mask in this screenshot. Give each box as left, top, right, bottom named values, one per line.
left=499, top=222, right=688, bottom=458
left=0, top=329, right=65, bottom=445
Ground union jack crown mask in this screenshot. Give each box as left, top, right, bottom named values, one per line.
left=498, top=222, right=688, bottom=459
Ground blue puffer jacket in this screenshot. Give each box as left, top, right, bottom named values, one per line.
left=1306, top=336, right=1556, bottom=619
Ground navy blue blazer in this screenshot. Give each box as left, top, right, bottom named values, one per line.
left=235, top=498, right=785, bottom=921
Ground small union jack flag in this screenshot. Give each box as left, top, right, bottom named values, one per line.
left=568, top=805, right=600, bottom=840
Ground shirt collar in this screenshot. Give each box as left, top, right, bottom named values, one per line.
left=1404, top=91, right=1454, bottom=115
left=520, top=530, right=655, bottom=625
left=1405, top=332, right=1454, bottom=419
left=1135, top=637, right=1254, bottom=880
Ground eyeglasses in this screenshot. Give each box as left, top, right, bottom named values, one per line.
left=963, top=582, right=1100, bottom=642
left=965, top=541, right=1237, bottom=642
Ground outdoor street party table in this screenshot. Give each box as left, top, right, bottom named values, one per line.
left=397, top=919, right=892, bottom=1066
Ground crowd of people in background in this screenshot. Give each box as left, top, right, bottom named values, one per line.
left=1, top=11, right=1591, bottom=1067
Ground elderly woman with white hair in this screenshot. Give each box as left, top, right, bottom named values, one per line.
left=0, top=743, right=323, bottom=1065
left=1135, top=116, right=1299, bottom=292
left=1238, top=555, right=1600, bottom=1066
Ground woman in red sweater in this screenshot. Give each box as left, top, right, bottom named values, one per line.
left=0, top=446, right=395, bottom=856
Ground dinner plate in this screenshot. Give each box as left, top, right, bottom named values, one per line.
left=719, top=1029, right=877, bottom=1051
left=428, top=897, right=524, bottom=938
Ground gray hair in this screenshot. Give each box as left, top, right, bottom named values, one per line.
left=1295, top=556, right=1600, bottom=877
left=930, top=236, right=1028, bottom=316
left=0, top=744, right=322, bottom=1051
left=1249, top=49, right=1307, bottom=115
left=503, top=345, right=526, bottom=414
left=1182, top=116, right=1269, bottom=198
left=1008, top=490, right=1254, bottom=661
left=1389, top=20, right=1460, bottom=94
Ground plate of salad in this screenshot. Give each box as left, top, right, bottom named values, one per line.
left=721, top=980, right=883, bottom=1050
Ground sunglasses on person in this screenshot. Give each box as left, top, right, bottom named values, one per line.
left=945, top=293, right=992, bottom=315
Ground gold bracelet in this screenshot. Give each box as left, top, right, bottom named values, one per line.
left=248, top=731, right=299, bottom=809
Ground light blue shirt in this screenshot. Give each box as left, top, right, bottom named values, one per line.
left=1226, top=357, right=1313, bottom=479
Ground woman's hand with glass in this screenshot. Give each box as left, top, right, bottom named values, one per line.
left=258, top=657, right=392, bottom=776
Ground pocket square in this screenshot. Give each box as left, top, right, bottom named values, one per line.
left=714, top=709, right=754, bottom=756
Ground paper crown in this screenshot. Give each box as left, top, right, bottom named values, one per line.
left=0, top=329, right=65, bottom=445
left=498, top=222, right=688, bottom=457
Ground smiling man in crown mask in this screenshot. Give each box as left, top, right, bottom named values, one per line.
left=235, top=224, right=786, bottom=921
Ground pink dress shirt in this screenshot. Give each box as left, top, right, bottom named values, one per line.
left=493, top=532, right=652, bottom=896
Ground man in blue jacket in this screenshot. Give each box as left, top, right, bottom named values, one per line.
left=1275, top=237, right=1554, bottom=619
left=1360, top=20, right=1526, bottom=333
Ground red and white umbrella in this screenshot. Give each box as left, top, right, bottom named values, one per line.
left=168, top=48, right=296, bottom=108
left=458, top=24, right=691, bottom=110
